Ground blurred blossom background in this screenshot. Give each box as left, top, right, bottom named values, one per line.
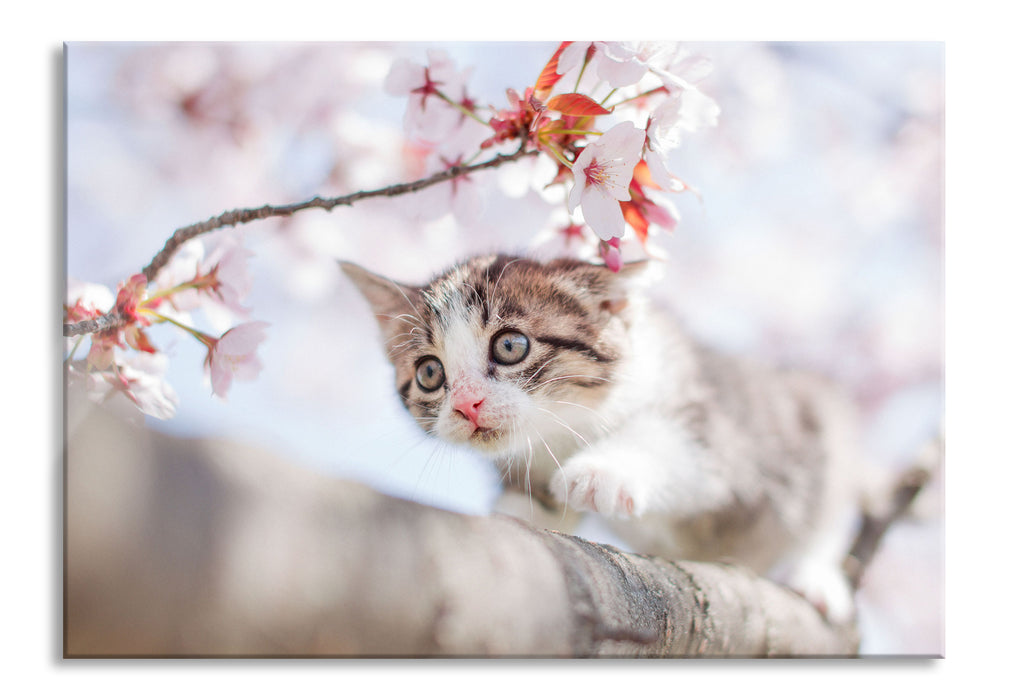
left=65, top=41, right=943, bottom=655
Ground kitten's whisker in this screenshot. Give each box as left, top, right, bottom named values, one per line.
left=536, top=407, right=592, bottom=448
left=391, top=283, right=423, bottom=321
left=413, top=438, right=455, bottom=502
left=548, top=399, right=613, bottom=433
left=532, top=374, right=613, bottom=395
left=526, top=420, right=569, bottom=520
left=518, top=357, right=561, bottom=391
left=524, top=435, right=536, bottom=518
left=487, top=257, right=522, bottom=315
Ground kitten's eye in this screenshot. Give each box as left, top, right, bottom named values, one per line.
left=491, top=330, right=530, bottom=365
left=415, top=356, right=445, bottom=392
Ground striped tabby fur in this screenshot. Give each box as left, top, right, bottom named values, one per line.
left=342, top=254, right=862, bottom=622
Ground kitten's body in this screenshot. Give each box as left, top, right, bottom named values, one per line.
left=342, top=254, right=861, bottom=621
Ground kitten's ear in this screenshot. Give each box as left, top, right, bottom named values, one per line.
left=597, top=259, right=654, bottom=316
left=339, top=261, right=421, bottom=342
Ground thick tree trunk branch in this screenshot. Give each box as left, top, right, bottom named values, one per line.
left=65, top=394, right=859, bottom=657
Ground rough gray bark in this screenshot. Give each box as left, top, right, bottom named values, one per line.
left=65, top=394, right=858, bottom=657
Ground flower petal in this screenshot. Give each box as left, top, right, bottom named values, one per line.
left=596, top=53, right=647, bottom=88
left=383, top=58, right=423, bottom=95
left=217, top=320, right=269, bottom=355
left=557, top=42, right=590, bottom=76
left=580, top=188, right=626, bottom=240
left=598, top=120, right=646, bottom=156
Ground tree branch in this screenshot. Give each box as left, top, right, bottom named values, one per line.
left=63, top=141, right=536, bottom=338
left=843, top=433, right=942, bottom=589
left=65, top=392, right=859, bottom=658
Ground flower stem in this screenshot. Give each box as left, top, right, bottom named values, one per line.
left=65, top=335, right=84, bottom=363
left=436, top=89, right=489, bottom=126
left=146, top=310, right=216, bottom=349
left=573, top=52, right=590, bottom=94
left=145, top=279, right=203, bottom=301
left=545, top=129, right=603, bottom=137
left=543, top=140, right=574, bottom=169
left=599, top=88, right=618, bottom=107
left=608, top=85, right=670, bottom=109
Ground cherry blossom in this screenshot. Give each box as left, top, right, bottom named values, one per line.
left=643, top=97, right=685, bottom=191
left=152, top=238, right=206, bottom=312
left=69, top=351, right=179, bottom=420
left=66, top=41, right=720, bottom=420
left=196, top=234, right=253, bottom=316
left=67, top=232, right=266, bottom=415
left=114, top=273, right=151, bottom=324
left=483, top=88, right=548, bottom=150
left=622, top=162, right=681, bottom=244
left=567, top=121, right=646, bottom=240
left=151, top=235, right=252, bottom=316
left=204, top=321, right=269, bottom=398
left=558, top=42, right=649, bottom=89
left=105, top=354, right=179, bottom=420
left=85, top=330, right=120, bottom=371
left=409, top=153, right=485, bottom=224
left=598, top=236, right=624, bottom=273
left=650, top=43, right=716, bottom=95
left=672, top=86, right=720, bottom=134
left=384, top=50, right=474, bottom=144
left=66, top=280, right=115, bottom=320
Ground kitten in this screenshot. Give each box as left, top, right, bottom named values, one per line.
left=341, top=254, right=862, bottom=623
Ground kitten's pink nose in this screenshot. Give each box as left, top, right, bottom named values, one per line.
left=452, top=392, right=485, bottom=426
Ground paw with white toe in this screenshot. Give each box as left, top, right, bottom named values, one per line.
left=549, top=458, right=646, bottom=519
left=785, top=560, right=856, bottom=625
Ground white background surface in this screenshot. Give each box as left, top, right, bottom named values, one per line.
left=5, top=0, right=1004, bottom=695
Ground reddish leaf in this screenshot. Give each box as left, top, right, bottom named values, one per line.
left=537, top=118, right=570, bottom=136
left=534, top=42, right=572, bottom=100
left=632, top=159, right=659, bottom=190
left=620, top=201, right=650, bottom=245
left=546, top=93, right=612, bottom=116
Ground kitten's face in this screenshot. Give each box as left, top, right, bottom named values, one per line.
left=342, top=255, right=635, bottom=457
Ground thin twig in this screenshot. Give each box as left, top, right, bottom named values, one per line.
left=64, top=141, right=535, bottom=338
left=843, top=433, right=942, bottom=589
left=62, top=313, right=127, bottom=337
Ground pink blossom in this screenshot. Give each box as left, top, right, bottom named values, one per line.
left=405, top=152, right=486, bottom=224
left=66, top=280, right=115, bottom=355
left=115, top=273, right=149, bottom=324
left=198, top=234, right=253, bottom=316
left=150, top=235, right=254, bottom=335
left=123, top=324, right=158, bottom=354
left=482, top=87, right=548, bottom=150
left=112, top=354, right=179, bottom=419
left=66, top=279, right=114, bottom=320
left=649, top=50, right=720, bottom=135
left=86, top=331, right=121, bottom=371
left=558, top=42, right=650, bottom=89
left=152, top=239, right=205, bottom=312
left=204, top=321, right=269, bottom=398
left=642, top=88, right=718, bottom=192
left=77, top=353, right=179, bottom=420
left=560, top=221, right=587, bottom=244
left=672, top=86, right=720, bottom=133
left=568, top=121, right=646, bottom=240
left=384, top=50, right=473, bottom=143
left=598, top=237, right=624, bottom=273
left=643, top=97, right=684, bottom=191
left=650, top=43, right=716, bottom=92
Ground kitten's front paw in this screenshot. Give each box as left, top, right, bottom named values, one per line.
left=549, top=459, right=645, bottom=520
